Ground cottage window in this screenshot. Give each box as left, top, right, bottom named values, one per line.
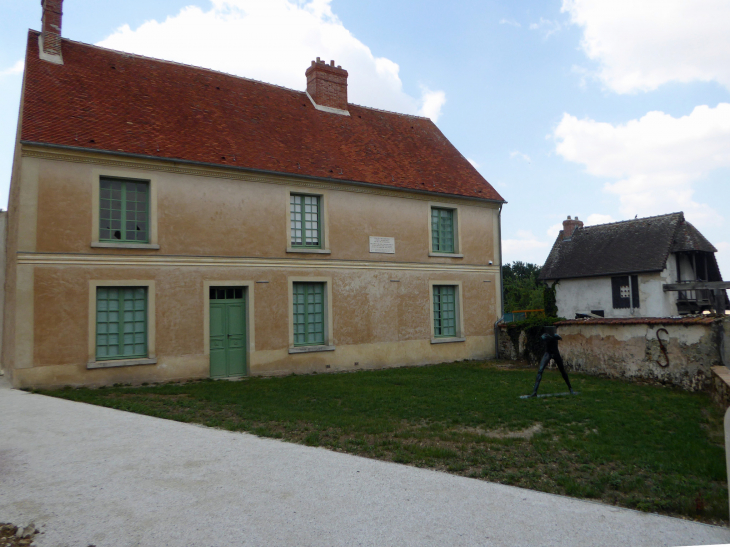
left=431, top=207, right=455, bottom=253
left=96, top=286, right=147, bottom=360
left=99, top=178, right=149, bottom=243
left=292, top=282, right=326, bottom=346
left=290, top=194, right=322, bottom=248
left=611, top=275, right=639, bottom=309
left=433, top=285, right=458, bottom=337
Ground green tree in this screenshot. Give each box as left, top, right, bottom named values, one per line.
left=543, top=281, right=558, bottom=318
left=502, top=261, right=544, bottom=312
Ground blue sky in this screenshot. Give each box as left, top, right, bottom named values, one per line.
left=1, top=0, right=729, bottom=275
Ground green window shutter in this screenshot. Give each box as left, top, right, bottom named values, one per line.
left=96, top=286, right=147, bottom=360
left=290, top=194, right=321, bottom=248
left=433, top=285, right=457, bottom=337
left=431, top=207, right=454, bottom=253
left=100, top=178, right=149, bottom=243
left=293, top=282, right=325, bottom=346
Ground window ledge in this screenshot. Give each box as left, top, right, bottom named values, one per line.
left=92, top=242, right=160, bottom=250
left=428, top=252, right=464, bottom=258
left=286, top=248, right=331, bottom=254
left=289, top=345, right=335, bottom=354
left=430, top=337, right=466, bottom=345
left=87, top=357, right=157, bottom=369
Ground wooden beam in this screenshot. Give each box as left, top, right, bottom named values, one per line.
left=663, top=281, right=730, bottom=291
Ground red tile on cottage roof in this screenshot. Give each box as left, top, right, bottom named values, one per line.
left=20, top=31, right=503, bottom=202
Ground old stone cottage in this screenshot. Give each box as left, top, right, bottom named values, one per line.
left=539, top=212, right=728, bottom=319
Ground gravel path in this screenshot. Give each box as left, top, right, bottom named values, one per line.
left=1, top=379, right=729, bottom=547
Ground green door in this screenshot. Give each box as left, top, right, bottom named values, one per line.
left=209, top=287, right=247, bottom=378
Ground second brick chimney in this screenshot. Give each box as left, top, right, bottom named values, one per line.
left=40, top=0, right=63, bottom=63
left=562, top=215, right=583, bottom=240
left=306, top=58, right=349, bottom=113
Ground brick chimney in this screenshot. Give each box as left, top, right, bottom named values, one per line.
left=562, top=215, right=583, bottom=240
left=40, top=0, right=63, bottom=62
left=305, top=58, right=349, bottom=113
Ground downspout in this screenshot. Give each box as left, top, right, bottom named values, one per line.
left=494, top=203, right=504, bottom=358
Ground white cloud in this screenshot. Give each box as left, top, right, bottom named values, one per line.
left=499, top=19, right=521, bottom=28
left=97, top=0, right=445, bottom=120
left=562, top=0, right=730, bottom=93
left=546, top=222, right=563, bottom=238
left=529, top=18, right=562, bottom=38
left=418, top=86, right=446, bottom=122
left=554, top=103, right=730, bottom=228
left=467, top=158, right=480, bottom=169
left=585, top=213, right=614, bottom=225
left=0, top=59, right=24, bottom=77
left=509, top=150, right=531, bottom=163
left=503, top=230, right=552, bottom=264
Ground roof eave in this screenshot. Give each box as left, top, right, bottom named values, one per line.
left=21, top=141, right=507, bottom=205
left=539, top=268, right=666, bottom=281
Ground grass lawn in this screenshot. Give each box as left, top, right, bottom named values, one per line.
left=37, top=360, right=727, bottom=523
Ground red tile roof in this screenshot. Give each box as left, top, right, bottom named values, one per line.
left=21, top=31, right=503, bottom=202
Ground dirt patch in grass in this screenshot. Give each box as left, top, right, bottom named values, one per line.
left=457, top=423, right=543, bottom=439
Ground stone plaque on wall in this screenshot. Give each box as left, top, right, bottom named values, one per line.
left=369, top=236, right=395, bottom=254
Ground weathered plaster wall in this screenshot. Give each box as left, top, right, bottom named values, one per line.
left=0, top=211, right=6, bottom=370
left=5, top=148, right=502, bottom=388
left=499, top=319, right=726, bottom=391
left=30, top=153, right=498, bottom=265
left=10, top=264, right=497, bottom=388
left=1, top=69, right=30, bottom=376
left=497, top=325, right=535, bottom=362
left=498, top=325, right=521, bottom=361
left=711, top=366, right=730, bottom=407
left=555, top=268, right=678, bottom=320
left=557, top=321, right=723, bottom=391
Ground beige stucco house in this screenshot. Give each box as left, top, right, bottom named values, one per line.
left=3, top=0, right=505, bottom=388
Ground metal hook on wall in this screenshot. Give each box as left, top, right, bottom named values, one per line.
left=655, top=328, right=670, bottom=368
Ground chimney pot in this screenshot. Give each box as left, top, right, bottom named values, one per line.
left=305, top=58, right=349, bottom=112
left=562, top=215, right=584, bottom=241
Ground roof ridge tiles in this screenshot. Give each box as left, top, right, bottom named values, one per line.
left=38, top=31, right=432, bottom=122
left=40, top=31, right=312, bottom=97
left=348, top=102, right=429, bottom=120
left=580, top=212, right=683, bottom=231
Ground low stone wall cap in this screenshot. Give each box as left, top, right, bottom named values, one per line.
left=555, top=316, right=719, bottom=327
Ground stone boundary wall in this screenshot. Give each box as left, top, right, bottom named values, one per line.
left=711, top=366, right=730, bottom=407
left=497, top=325, right=524, bottom=361
left=499, top=317, right=728, bottom=392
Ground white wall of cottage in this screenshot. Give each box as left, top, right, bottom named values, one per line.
left=553, top=256, right=680, bottom=319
